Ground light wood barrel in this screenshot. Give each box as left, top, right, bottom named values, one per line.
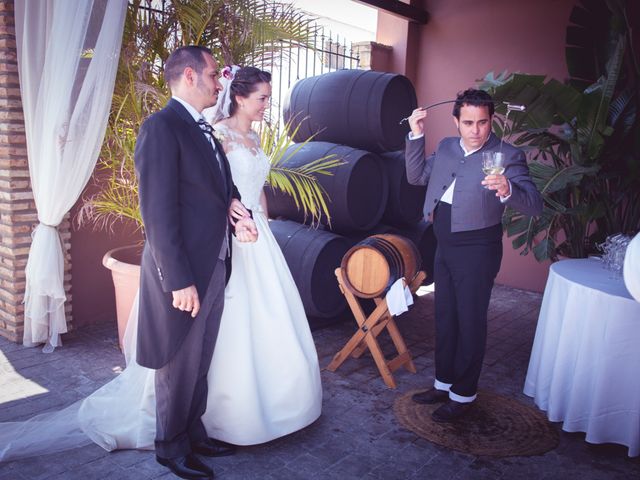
left=340, top=234, right=422, bottom=299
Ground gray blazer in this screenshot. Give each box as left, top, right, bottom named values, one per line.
left=405, top=133, right=542, bottom=232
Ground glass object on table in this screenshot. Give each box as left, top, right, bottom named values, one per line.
left=597, top=233, right=631, bottom=278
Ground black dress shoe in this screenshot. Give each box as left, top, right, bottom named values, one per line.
left=156, top=454, right=213, bottom=479
left=412, top=387, right=449, bottom=405
left=186, top=454, right=214, bottom=477
left=191, top=438, right=237, bottom=457
left=431, top=399, right=473, bottom=423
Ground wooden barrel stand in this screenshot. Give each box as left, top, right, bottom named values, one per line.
left=326, top=234, right=426, bottom=389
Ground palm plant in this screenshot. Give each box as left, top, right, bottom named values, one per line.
left=170, top=0, right=317, bottom=67
left=260, top=118, right=344, bottom=226
left=478, top=0, right=639, bottom=262
left=79, top=0, right=339, bottom=232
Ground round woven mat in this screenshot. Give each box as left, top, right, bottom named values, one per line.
left=394, top=389, right=559, bottom=456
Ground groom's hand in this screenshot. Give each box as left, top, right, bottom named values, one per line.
left=172, top=285, right=200, bottom=318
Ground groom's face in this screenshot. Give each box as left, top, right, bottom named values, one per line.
left=194, top=54, right=223, bottom=109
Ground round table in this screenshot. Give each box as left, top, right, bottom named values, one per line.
left=524, top=258, right=640, bottom=457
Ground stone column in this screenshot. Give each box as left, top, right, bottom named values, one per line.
left=0, top=0, right=72, bottom=343
left=351, top=41, right=393, bottom=72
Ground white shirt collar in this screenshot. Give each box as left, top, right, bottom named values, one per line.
left=459, top=136, right=489, bottom=157
left=172, top=96, right=202, bottom=122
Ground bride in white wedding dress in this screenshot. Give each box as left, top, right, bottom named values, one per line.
left=0, top=66, right=322, bottom=461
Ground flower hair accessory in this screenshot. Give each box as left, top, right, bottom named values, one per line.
left=205, top=64, right=241, bottom=124
left=221, top=65, right=237, bottom=81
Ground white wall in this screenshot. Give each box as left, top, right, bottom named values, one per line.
left=283, top=0, right=377, bottom=42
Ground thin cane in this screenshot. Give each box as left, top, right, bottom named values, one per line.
left=398, top=101, right=526, bottom=125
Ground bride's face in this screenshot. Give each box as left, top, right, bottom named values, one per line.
left=238, top=82, right=272, bottom=122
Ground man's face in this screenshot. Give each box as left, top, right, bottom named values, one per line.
left=193, top=54, right=223, bottom=109
left=453, top=104, right=492, bottom=151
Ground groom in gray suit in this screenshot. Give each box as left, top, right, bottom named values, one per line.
left=135, top=46, right=257, bottom=479
left=405, top=89, right=542, bottom=423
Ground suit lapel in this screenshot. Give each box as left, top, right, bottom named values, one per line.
left=212, top=135, right=233, bottom=200
left=167, top=99, right=226, bottom=193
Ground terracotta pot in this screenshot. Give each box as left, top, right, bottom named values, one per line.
left=102, top=245, right=141, bottom=349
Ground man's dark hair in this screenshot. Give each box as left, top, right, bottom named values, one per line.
left=229, top=66, right=272, bottom=117
left=164, top=46, right=211, bottom=88
left=452, top=89, right=494, bottom=118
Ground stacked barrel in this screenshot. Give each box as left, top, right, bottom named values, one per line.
left=267, top=69, right=436, bottom=328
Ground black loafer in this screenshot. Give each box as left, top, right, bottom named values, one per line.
left=156, top=454, right=213, bottom=479
left=431, top=399, right=473, bottom=423
left=412, top=387, right=449, bottom=405
left=192, top=438, right=237, bottom=457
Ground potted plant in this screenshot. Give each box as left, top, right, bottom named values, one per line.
left=478, top=0, right=639, bottom=262
left=77, top=0, right=342, bottom=346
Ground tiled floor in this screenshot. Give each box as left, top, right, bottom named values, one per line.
left=0, top=285, right=638, bottom=479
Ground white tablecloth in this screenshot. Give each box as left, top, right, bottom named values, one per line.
left=524, top=258, right=640, bottom=457
left=624, top=233, right=640, bottom=302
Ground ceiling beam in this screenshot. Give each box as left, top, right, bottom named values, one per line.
left=354, top=0, right=429, bottom=24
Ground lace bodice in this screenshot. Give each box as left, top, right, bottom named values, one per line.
left=214, top=124, right=270, bottom=211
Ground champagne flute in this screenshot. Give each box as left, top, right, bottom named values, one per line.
left=482, top=152, right=505, bottom=188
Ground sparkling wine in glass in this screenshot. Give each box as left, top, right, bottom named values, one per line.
left=482, top=152, right=505, bottom=188
left=482, top=165, right=506, bottom=175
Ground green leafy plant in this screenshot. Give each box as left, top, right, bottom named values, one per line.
left=478, top=0, right=639, bottom=262
left=260, top=117, right=344, bottom=226
left=169, top=0, right=318, bottom=67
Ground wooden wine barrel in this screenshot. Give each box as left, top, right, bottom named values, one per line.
left=340, top=234, right=422, bottom=299
left=269, top=219, right=350, bottom=319
left=283, top=70, right=417, bottom=153
left=265, top=142, right=388, bottom=233
left=379, top=151, right=427, bottom=227
left=396, top=221, right=437, bottom=286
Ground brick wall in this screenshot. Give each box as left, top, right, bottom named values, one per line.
left=0, top=0, right=72, bottom=343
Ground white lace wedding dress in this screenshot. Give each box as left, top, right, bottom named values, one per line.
left=0, top=125, right=322, bottom=461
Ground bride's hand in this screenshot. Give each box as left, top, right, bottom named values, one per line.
left=228, top=198, right=250, bottom=225
left=235, top=217, right=258, bottom=243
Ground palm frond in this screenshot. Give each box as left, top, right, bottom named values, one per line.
left=261, top=116, right=344, bottom=226
left=171, top=0, right=221, bottom=46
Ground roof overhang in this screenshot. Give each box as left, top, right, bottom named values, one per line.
left=354, top=0, right=429, bottom=24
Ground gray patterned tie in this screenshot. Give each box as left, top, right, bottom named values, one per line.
left=198, top=118, right=229, bottom=258
left=198, top=118, right=224, bottom=168
left=197, top=118, right=215, bottom=140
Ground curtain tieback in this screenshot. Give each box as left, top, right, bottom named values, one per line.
left=39, top=222, right=58, bottom=228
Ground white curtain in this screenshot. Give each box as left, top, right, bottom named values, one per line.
left=14, top=0, right=127, bottom=351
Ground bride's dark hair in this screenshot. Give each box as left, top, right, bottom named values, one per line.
left=229, top=66, right=271, bottom=117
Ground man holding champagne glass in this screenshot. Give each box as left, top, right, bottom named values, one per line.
left=404, top=89, right=542, bottom=422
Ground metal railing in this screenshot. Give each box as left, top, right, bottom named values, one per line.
left=258, top=26, right=361, bottom=129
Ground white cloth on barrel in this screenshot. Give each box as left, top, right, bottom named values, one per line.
left=386, top=278, right=413, bottom=316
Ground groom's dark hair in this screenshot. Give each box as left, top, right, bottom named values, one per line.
left=164, top=46, right=211, bottom=89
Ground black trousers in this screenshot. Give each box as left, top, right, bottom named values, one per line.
left=154, top=260, right=226, bottom=459
left=432, top=203, right=502, bottom=398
